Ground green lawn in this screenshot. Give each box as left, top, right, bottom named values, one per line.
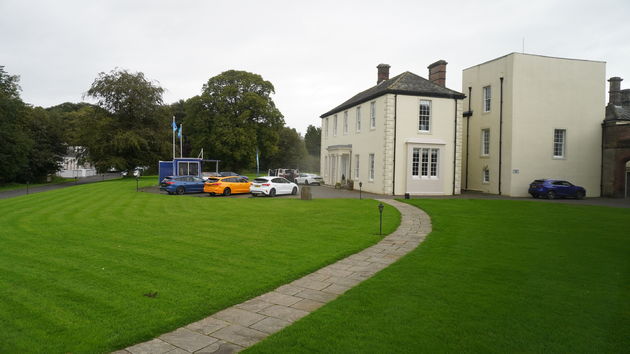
left=247, top=199, right=629, bottom=353
left=0, top=177, right=399, bottom=353
left=0, top=176, right=73, bottom=192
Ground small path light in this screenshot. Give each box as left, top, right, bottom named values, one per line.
left=359, top=181, right=363, bottom=200
left=378, top=202, right=384, bottom=235
left=136, top=174, right=140, bottom=192
left=26, top=181, right=29, bottom=195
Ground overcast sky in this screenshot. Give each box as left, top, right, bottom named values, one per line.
left=2, top=0, right=629, bottom=134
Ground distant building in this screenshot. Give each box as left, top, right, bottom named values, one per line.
left=57, top=146, right=97, bottom=178
left=320, top=61, right=465, bottom=195
left=602, top=77, right=630, bottom=197
left=461, top=53, right=606, bottom=197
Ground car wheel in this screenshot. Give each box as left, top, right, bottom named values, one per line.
left=269, top=188, right=276, bottom=197
left=176, top=186, right=185, bottom=195
left=223, top=188, right=231, bottom=196
left=531, top=193, right=538, bottom=199
left=576, top=191, right=585, bottom=199
left=292, top=187, right=298, bottom=195
left=546, top=191, right=556, bottom=200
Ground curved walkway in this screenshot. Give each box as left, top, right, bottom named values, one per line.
left=116, top=199, right=432, bottom=354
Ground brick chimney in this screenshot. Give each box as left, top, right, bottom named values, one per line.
left=377, top=64, right=390, bottom=84
left=427, top=60, right=447, bottom=87
left=608, top=77, right=623, bottom=105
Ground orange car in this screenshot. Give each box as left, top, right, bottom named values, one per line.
left=204, top=176, right=252, bottom=196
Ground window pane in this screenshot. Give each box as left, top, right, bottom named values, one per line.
left=412, top=148, right=419, bottom=176
left=553, top=129, right=565, bottom=157
left=419, top=100, right=431, bottom=131
left=421, top=149, right=429, bottom=177
left=430, top=149, right=438, bottom=177
left=370, top=101, right=376, bottom=128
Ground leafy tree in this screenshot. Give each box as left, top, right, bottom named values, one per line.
left=17, top=107, right=66, bottom=182
left=0, top=67, right=67, bottom=183
left=83, top=69, right=169, bottom=173
left=304, top=125, right=321, bottom=156
left=0, top=66, right=31, bottom=183
left=268, top=127, right=306, bottom=169
left=185, top=70, right=284, bottom=171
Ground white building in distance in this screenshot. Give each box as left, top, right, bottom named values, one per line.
left=320, top=61, right=465, bottom=196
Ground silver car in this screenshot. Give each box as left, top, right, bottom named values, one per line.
left=295, top=173, right=323, bottom=185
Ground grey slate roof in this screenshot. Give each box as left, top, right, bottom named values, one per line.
left=320, top=71, right=465, bottom=118
left=606, top=104, right=630, bottom=121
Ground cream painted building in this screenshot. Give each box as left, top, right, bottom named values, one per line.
left=461, top=53, right=606, bottom=197
left=320, top=62, right=465, bottom=196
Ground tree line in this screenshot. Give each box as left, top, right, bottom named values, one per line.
left=0, top=66, right=321, bottom=184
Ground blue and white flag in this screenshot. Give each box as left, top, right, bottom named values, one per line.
left=177, top=124, right=182, bottom=138
left=172, top=121, right=177, bottom=131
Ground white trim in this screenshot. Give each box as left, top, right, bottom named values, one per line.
left=404, top=138, right=446, bottom=145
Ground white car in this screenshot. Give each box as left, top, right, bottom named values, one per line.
left=295, top=173, right=323, bottom=185
left=250, top=176, right=299, bottom=197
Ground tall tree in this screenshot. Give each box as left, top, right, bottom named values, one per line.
left=268, top=127, right=306, bottom=169
left=18, top=107, right=66, bottom=182
left=185, top=70, right=284, bottom=171
left=304, top=125, right=321, bottom=156
left=83, top=69, right=169, bottom=172
left=0, top=66, right=30, bottom=183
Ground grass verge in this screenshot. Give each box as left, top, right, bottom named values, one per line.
left=247, top=199, right=629, bottom=353
left=0, top=177, right=399, bottom=353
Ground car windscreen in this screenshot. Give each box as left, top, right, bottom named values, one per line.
left=253, top=178, right=269, bottom=183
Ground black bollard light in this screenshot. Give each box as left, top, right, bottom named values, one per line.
left=359, top=181, right=363, bottom=200
left=136, top=175, right=140, bottom=192
left=26, top=181, right=29, bottom=195
left=378, top=202, right=384, bottom=235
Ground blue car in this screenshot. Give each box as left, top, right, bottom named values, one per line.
left=160, top=175, right=205, bottom=195
left=528, top=179, right=586, bottom=199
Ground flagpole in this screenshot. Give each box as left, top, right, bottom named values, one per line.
left=172, top=116, right=176, bottom=160
left=180, top=124, right=183, bottom=158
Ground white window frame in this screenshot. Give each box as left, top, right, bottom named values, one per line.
left=481, top=128, right=490, bottom=156
left=418, top=100, right=431, bottom=132
left=343, top=111, right=348, bottom=135
left=483, top=167, right=490, bottom=184
left=483, top=86, right=491, bottom=113
left=412, top=147, right=439, bottom=178
left=333, top=114, right=337, bottom=136
left=553, top=129, right=566, bottom=158
left=370, top=101, right=376, bottom=129
left=356, top=106, right=361, bottom=132
left=368, top=153, right=375, bottom=181
left=354, top=154, right=359, bottom=179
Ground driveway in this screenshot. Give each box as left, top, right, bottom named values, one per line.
left=0, top=173, right=122, bottom=200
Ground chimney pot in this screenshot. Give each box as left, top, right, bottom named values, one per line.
left=377, top=64, right=390, bottom=84
left=427, top=60, right=448, bottom=87
left=608, top=77, right=623, bottom=105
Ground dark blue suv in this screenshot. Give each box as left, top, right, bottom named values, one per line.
left=528, top=179, right=586, bottom=199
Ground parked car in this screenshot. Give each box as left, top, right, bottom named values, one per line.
left=250, top=176, right=299, bottom=197
left=219, top=171, right=249, bottom=180
left=204, top=176, right=252, bottom=196
left=528, top=179, right=586, bottom=199
left=295, top=173, right=323, bottom=185
left=160, top=175, right=206, bottom=195
left=201, top=171, right=221, bottom=181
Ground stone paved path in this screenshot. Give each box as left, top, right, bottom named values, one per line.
left=115, top=199, right=431, bottom=354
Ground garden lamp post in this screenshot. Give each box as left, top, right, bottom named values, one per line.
left=136, top=174, right=140, bottom=192
left=359, top=181, right=363, bottom=199
left=378, top=202, right=384, bottom=235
